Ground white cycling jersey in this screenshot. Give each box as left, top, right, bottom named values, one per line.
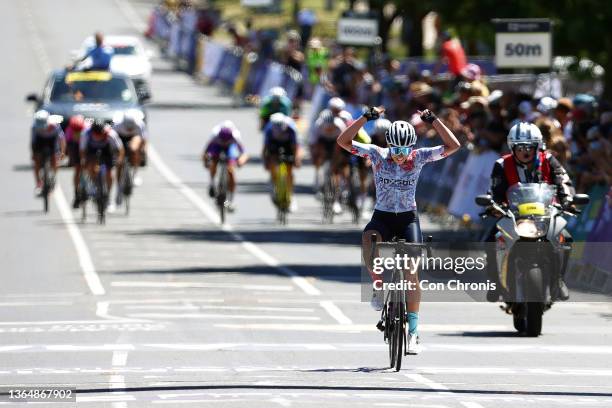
left=114, top=120, right=147, bottom=139
left=351, top=141, right=446, bottom=212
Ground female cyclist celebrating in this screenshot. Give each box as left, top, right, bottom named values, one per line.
left=337, top=107, right=461, bottom=354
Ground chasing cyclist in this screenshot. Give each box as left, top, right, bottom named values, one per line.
left=259, top=87, right=293, bottom=131
left=113, top=110, right=148, bottom=205
left=65, top=115, right=87, bottom=208
left=263, top=113, right=303, bottom=212
left=80, top=119, right=124, bottom=199
left=337, top=106, right=461, bottom=354
left=31, top=110, right=65, bottom=196
left=203, top=121, right=248, bottom=212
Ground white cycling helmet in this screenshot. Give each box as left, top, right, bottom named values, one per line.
left=507, top=121, right=543, bottom=151
left=328, top=97, right=346, bottom=111
left=373, top=118, right=392, bottom=135
left=121, top=111, right=140, bottom=131
left=385, top=120, right=416, bottom=147
left=270, top=112, right=287, bottom=129
left=33, top=110, right=50, bottom=130
left=268, top=86, right=287, bottom=99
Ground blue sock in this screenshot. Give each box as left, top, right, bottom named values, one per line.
left=407, top=312, right=418, bottom=336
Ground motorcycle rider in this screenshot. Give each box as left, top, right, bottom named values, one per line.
left=486, top=122, right=575, bottom=302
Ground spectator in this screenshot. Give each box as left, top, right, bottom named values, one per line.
left=435, top=31, right=467, bottom=81
left=279, top=31, right=305, bottom=113
left=297, top=8, right=317, bottom=50
left=305, top=38, right=329, bottom=90
left=329, top=47, right=359, bottom=99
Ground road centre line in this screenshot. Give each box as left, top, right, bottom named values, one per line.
left=319, top=301, right=352, bottom=325
left=22, top=0, right=104, bottom=296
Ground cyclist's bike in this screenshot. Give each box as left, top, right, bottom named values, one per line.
left=272, top=147, right=293, bottom=225
left=371, top=236, right=431, bottom=371
left=117, top=153, right=135, bottom=215
left=80, top=150, right=109, bottom=225
left=39, top=146, right=56, bottom=213
left=321, top=156, right=339, bottom=224
left=345, top=156, right=363, bottom=224
left=212, top=152, right=230, bottom=224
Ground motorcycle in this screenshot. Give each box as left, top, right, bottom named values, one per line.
left=475, top=183, right=589, bottom=337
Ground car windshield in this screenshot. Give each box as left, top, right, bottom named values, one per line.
left=49, top=72, right=135, bottom=103
left=112, top=45, right=137, bottom=56
left=507, top=183, right=556, bottom=214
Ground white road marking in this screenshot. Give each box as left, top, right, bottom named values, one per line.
left=46, top=344, right=135, bottom=352
left=5, top=365, right=612, bottom=379
left=146, top=145, right=321, bottom=296
left=111, top=281, right=293, bottom=291
left=96, top=301, right=132, bottom=320
left=22, top=0, right=104, bottom=296
left=213, top=323, right=512, bottom=333
left=460, top=401, right=487, bottom=408
left=77, top=395, right=135, bottom=403
left=125, top=305, right=314, bottom=312
left=126, top=313, right=321, bottom=321
left=108, top=298, right=225, bottom=305
left=0, top=301, right=73, bottom=306
left=112, top=351, right=129, bottom=367
left=0, top=320, right=146, bottom=325
left=4, top=342, right=612, bottom=356
left=319, top=301, right=352, bottom=325
left=271, top=396, right=292, bottom=407
left=404, top=373, right=451, bottom=394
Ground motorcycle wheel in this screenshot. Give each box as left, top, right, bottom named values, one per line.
left=526, top=302, right=544, bottom=337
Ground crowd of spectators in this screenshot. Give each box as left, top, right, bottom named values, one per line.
left=150, top=0, right=611, bottom=195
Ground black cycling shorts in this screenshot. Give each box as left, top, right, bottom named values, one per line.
left=86, top=145, right=115, bottom=169
left=265, top=140, right=296, bottom=164
left=364, top=209, right=423, bottom=243
left=32, top=136, right=59, bottom=156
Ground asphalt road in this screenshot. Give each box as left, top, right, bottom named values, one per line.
left=1, top=0, right=611, bottom=407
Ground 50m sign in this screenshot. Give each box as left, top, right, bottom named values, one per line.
left=495, top=32, right=551, bottom=68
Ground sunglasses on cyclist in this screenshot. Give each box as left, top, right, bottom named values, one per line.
left=389, top=146, right=412, bottom=157
left=514, top=145, right=537, bottom=153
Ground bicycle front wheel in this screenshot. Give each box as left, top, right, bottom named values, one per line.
left=388, top=276, right=406, bottom=371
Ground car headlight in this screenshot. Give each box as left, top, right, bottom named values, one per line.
left=516, top=219, right=547, bottom=238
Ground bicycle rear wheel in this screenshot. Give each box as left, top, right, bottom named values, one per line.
left=321, top=166, right=335, bottom=224
left=42, top=160, right=51, bottom=213
left=216, top=161, right=228, bottom=224
left=96, top=167, right=108, bottom=225
left=348, top=165, right=361, bottom=224
left=276, top=163, right=290, bottom=225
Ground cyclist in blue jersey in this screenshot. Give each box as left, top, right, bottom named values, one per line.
left=337, top=106, right=461, bottom=354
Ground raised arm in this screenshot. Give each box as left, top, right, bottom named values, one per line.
left=418, top=109, right=461, bottom=156
left=337, top=106, right=384, bottom=152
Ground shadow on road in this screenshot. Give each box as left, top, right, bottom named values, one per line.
left=438, top=331, right=520, bottom=338
left=12, top=163, right=33, bottom=172
left=128, top=227, right=361, bottom=246
left=109, top=264, right=361, bottom=283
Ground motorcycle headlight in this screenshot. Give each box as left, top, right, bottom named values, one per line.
left=516, top=219, right=547, bottom=238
